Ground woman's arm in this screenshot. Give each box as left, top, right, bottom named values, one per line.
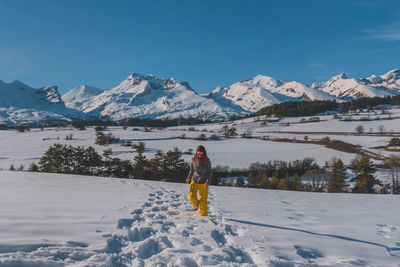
left=186, top=159, right=194, bottom=183
left=206, top=159, right=212, bottom=185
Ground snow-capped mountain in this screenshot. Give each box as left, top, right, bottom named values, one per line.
left=363, top=69, right=400, bottom=92
left=62, top=84, right=104, bottom=111
left=2, top=69, right=400, bottom=125
left=0, top=80, right=84, bottom=126
left=207, top=75, right=336, bottom=113
left=80, top=73, right=243, bottom=120
left=311, top=72, right=399, bottom=99
left=68, top=70, right=399, bottom=120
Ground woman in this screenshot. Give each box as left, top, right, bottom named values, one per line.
left=186, top=145, right=212, bottom=216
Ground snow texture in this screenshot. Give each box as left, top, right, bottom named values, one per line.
left=0, top=171, right=399, bottom=266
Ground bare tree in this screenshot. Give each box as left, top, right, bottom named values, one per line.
left=378, top=125, right=384, bottom=136
left=302, top=169, right=328, bottom=192
left=355, top=125, right=364, bottom=135
left=385, top=154, right=400, bottom=194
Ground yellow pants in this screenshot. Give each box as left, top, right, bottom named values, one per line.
left=188, top=181, right=209, bottom=216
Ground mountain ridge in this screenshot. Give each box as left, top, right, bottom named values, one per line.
left=1, top=69, right=400, bottom=125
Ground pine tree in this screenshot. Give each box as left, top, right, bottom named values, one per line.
left=270, top=172, right=279, bottom=189
left=38, top=144, right=102, bottom=175
left=291, top=173, right=303, bottom=191
left=247, top=171, right=256, bottom=187
left=259, top=174, right=270, bottom=189
left=388, top=137, right=400, bottom=150
left=103, top=149, right=113, bottom=176
left=328, top=158, right=347, bottom=193
left=255, top=170, right=265, bottom=188
left=148, top=150, right=165, bottom=180
left=350, top=155, right=380, bottom=193
left=111, top=158, right=133, bottom=178
left=162, top=147, right=188, bottom=182
left=84, top=146, right=102, bottom=175
left=28, top=163, right=39, bottom=172
left=132, top=150, right=149, bottom=179
left=39, top=144, right=67, bottom=173
left=278, top=172, right=290, bottom=190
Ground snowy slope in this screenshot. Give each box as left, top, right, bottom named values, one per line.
left=277, top=80, right=336, bottom=101
left=208, top=70, right=400, bottom=115
left=80, top=73, right=243, bottom=120
left=312, top=73, right=399, bottom=99
left=2, top=69, right=400, bottom=125
left=62, top=84, right=104, bottom=111
left=0, top=170, right=399, bottom=266
left=208, top=83, right=280, bottom=113
left=0, top=80, right=85, bottom=126
left=364, top=69, right=400, bottom=92
left=207, top=75, right=336, bottom=113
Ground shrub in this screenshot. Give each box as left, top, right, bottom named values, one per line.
left=209, top=134, right=220, bottom=140
left=16, top=126, right=30, bottom=132
left=195, top=134, right=207, bottom=141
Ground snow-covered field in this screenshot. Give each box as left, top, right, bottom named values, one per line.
left=2, top=108, right=400, bottom=171
left=1, top=108, right=400, bottom=266
left=0, top=170, right=399, bottom=266
left=0, top=126, right=357, bottom=170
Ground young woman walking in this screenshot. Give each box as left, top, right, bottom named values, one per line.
left=186, top=145, right=212, bottom=216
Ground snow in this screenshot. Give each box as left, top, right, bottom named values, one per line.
left=366, top=69, right=400, bottom=92
left=0, top=170, right=399, bottom=266
left=79, top=73, right=241, bottom=121
left=0, top=81, right=84, bottom=126
left=62, top=84, right=104, bottom=111
left=2, top=69, right=400, bottom=124
left=1, top=106, right=399, bottom=171
left=0, top=126, right=357, bottom=170
left=314, top=72, right=399, bottom=99
left=1, top=107, right=400, bottom=265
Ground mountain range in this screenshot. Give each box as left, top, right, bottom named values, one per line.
left=0, top=80, right=86, bottom=126
left=1, top=69, right=399, bottom=125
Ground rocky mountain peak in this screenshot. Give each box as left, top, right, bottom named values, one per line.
left=37, top=85, right=64, bottom=104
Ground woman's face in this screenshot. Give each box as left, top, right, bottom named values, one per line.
left=197, top=151, right=205, bottom=158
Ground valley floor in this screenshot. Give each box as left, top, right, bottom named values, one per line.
left=0, top=171, right=399, bottom=266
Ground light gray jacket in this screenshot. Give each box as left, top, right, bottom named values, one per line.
left=188, top=157, right=212, bottom=184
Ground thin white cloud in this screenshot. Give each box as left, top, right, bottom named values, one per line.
left=364, top=22, right=400, bottom=41
left=362, top=45, right=400, bottom=55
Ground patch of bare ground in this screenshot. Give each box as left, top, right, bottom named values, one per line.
left=262, top=131, right=400, bottom=137
left=258, top=136, right=386, bottom=161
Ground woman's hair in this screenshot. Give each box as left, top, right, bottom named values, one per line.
left=193, top=145, right=208, bottom=162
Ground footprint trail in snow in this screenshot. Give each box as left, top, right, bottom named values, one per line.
left=105, top=187, right=256, bottom=266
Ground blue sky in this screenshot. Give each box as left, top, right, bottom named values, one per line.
left=0, top=0, right=400, bottom=95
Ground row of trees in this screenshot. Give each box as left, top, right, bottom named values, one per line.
left=255, top=100, right=339, bottom=117
left=339, top=95, right=400, bottom=113
left=25, top=143, right=398, bottom=194
left=33, top=144, right=190, bottom=183
left=244, top=155, right=386, bottom=194
left=253, top=95, right=400, bottom=118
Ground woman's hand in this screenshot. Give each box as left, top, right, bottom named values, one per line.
left=204, top=183, right=209, bottom=188
left=186, top=178, right=190, bottom=184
